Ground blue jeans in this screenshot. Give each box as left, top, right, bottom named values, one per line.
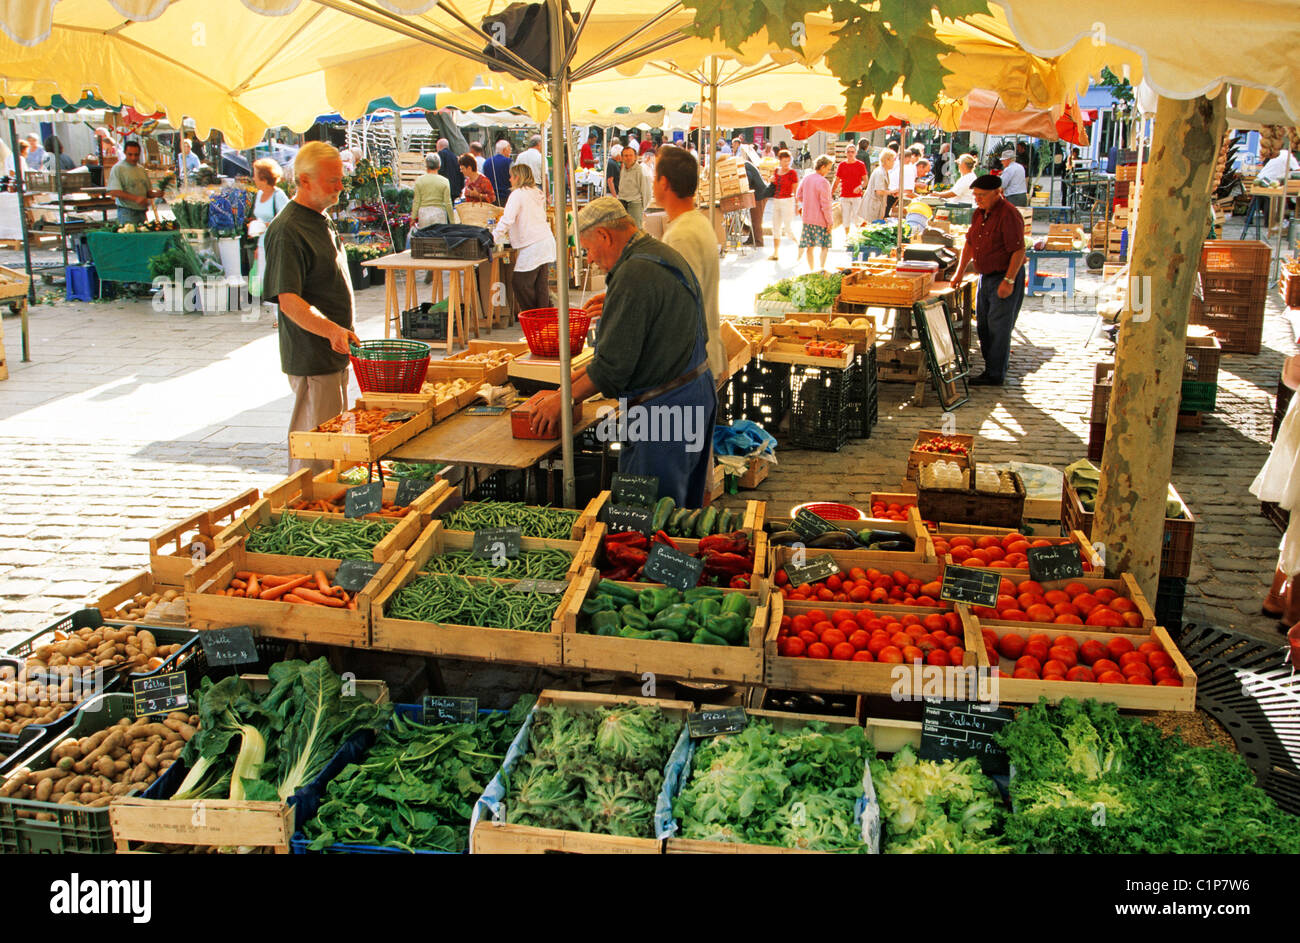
left=117, top=207, right=147, bottom=224
left=975, top=268, right=1026, bottom=380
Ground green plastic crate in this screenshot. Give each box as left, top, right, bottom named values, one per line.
left=1180, top=379, right=1218, bottom=414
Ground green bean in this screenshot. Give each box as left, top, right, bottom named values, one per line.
left=440, top=502, right=580, bottom=540
left=387, top=574, right=561, bottom=632
left=423, top=549, right=572, bottom=580
left=245, top=512, right=397, bottom=561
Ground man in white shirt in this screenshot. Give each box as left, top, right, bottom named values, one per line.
left=999, top=148, right=1028, bottom=206
left=1259, top=148, right=1299, bottom=184
left=517, top=134, right=547, bottom=198
left=469, top=141, right=486, bottom=172
left=654, top=145, right=724, bottom=380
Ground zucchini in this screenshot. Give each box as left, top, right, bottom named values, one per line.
left=696, top=506, right=718, bottom=537
left=681, top=509, right=702, bottom=537
left=651, top=496, right=676, bottom=532
left=667, top=508, right=691, bottom=537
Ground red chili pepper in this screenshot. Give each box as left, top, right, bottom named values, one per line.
left=702, top=551, right=753, bottom=574
left=604, top=564, right=636, bottom=582
left=698, top=533, right=749, bottom=554
left=729, top=574, right=751, bottom=589
left=606, top=531, right=648, bottom=548
left=606, top=543, right=648, bottom=566
left=652, top=530, right=678, bottom=550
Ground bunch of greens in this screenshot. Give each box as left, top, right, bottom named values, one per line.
left=171, top=658, right=391, bottom=803
left=505, top=704, right=682, bottom=837
left=385, top=461, right=446, bottom=481
left=674, top=719, right=872, bottom=851
left=245, top=511, right=396, bottom=560
left=757, top=272, right=843, bottom=311
left=870, top=745, right=1009, bottom=853
left=304, top=696, right=534, bottom=852
left=146, top=240, right=205, bottom=280
left=848, top=220, right=912, bottom=253
left=997, top=698, right=1300, bottom=853
left=172, top=199, right=209, bottom=230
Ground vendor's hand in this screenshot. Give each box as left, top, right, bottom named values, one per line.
left=530, top=390, right=563, bottom=438
left=996, top=279, right=1013, bottom=299
left=327, top=324, right=362, bottom=356
left=952, top=269, right=966, bottom=285
left=584, top=292, right=606, bottom=319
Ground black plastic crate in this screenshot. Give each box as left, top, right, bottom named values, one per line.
left=720, top=358, right=791, bottom=429
left=534, top=450, right=611, bottom=508
left=845, top=347, right=879, bottom=439
left=468, top=469, right=528, bottom=502
left=411, top=234, right=489, bottom=261
left=175, top=634, right=292, bottom=690
left=1155, top=576, right=1187, bottom=629
left=401, top=302, right=448, bottom=342
left=788, top=362, right=852, bottom=452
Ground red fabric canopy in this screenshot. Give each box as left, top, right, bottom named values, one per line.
left=784, top=111, right=907, bottom=141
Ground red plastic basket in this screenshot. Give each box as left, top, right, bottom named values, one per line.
left=789, top=501, right=866, bottom=521
left=348, top=340, right=431, bottom=394
left=518, top=307, right=592, bottom=359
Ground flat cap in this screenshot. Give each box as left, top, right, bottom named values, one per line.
left=971, top=173, right=1003, bottom=190
left=577, top=196, right=632, bottom=233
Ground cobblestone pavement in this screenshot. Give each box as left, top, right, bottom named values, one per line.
left=1, top=228, right=1294, bottom=649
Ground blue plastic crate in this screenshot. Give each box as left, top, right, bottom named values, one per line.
left=65, top=263, right=98, bottom=302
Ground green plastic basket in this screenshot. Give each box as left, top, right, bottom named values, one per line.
left=348, top=339, right=431, bottom=394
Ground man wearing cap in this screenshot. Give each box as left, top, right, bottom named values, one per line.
left=998, top=148, right=1028, bottom=206
left=530, top=196, right=715, bottom=506
left=950, top=174, right=1027, bottom=387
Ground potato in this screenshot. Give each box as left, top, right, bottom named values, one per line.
left=34, top=778, right=54, bottom=802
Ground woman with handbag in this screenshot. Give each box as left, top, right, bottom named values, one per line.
left=248, top=158, right=290, bottom=304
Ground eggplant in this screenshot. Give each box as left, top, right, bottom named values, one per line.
left=807, top=531, right=858, bottom=550
left=769, top=530, right=804, bottom=546
left=872, top=540, right=912, bottom=552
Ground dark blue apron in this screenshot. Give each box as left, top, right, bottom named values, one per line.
left=618, top=252, right=717, bottom=507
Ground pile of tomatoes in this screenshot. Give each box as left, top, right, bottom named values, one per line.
left=774, top=565, right=947, bottom=607
left=777, top=608, right=966, bottom=664
left=970, top=577, right=1143, bottom=628
left=870, top=499, right=915, bottom=522
left=983, top=629, right=1182, bottom=686
left=934, top=532, right=1094, bottom=572
left=914, top=436, right=970, bottom=456
left=804, top=340, right=848, bottom=358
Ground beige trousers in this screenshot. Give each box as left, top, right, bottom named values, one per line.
left=287, top=369, right=348, bottom=475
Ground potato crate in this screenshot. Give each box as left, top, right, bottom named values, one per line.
left=440, top=340, right=531, bottom=386
left=184, top=540, right=388, bottom=649
left=971, top=618, right=1195, bottom=711
left=839, top=263, right=933, bottom=305
left=769, top=313, right=876, bottom=347
left=964, top=570, right=1155, bottom=630
left=1061, top=478, right=1195, bottom=579
left=1189, top=294, right=1265, bottom=355
left=6, top=614, right=200, bottom=689
left=93, top=571, right=188, bottom=626
left=147, top=488, right=261, bottom=585
left=470, top=690, right=693, bottom=854
left=288, top=395, right=435, bottom=465
left=906, top=430, right=974, bottom=483
left=216, top=497, right=423, bottom=566
left=918, top=471, right=1025, bottom=530
left=405, top=518, right=600, bottom=580
left=659, top=706, right=881, bottom=854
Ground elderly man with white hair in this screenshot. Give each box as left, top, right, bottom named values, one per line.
left=435, top=137, right=463, bottom=200
left=261, top=141, right=362, bottom=474
left=516, top=134, right=547, bottom=198
left=484, top=138, right=513, bottom=207
left=529, top=196, right=715, bottom=506
left=998, top=148, right=1028, bottom=206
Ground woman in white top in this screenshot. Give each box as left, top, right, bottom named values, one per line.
left=932, top=154, right=977, bottom=202
left=493, top=162, right=557, bottom=313
left=248, top=158, right=290, bottom=301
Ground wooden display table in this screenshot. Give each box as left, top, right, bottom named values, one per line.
left=365, top=251, right=489, bottom=350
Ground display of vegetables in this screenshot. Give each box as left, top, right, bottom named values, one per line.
left=423, top=548, right=573, bottom=581
left=776, top=606, right=966, bottom=664
left=387, top=574, right=562, bottom=632
left=913, top=436, right=969, bottom=456
left=871, top=497, right=916, bottom=522
left=968, top=577, right=1144, bottom=629
left=674, top=719, right=871, bottom=852
left=305, top=697, right=534, bottom=853
left=220, top=569, right=364, bottom=608
left=654, top=499, right=747, bottom=539
left=19, top=624, right=184, bottom=676
left=767, top=523, right=914, bottom=553
left=600, top=530, right=754, bottom=587
left=997, top=698, right=1300, bottom=853
left=803, top=340, right=848, bottom=358
left=100, top=588, right=183, bottom=623
left=0, top=711, right=196, bottom=812
left=774, top=564, right=945, bottom=606
left=171, top=199, right=209, bottom=230
left=287, top=493, right=414, bottom=518
left=933, top=532, right=1094, bottom=573
left=848, top=220, right=912, bottom=254
left=505, top=703, right=682, bottom=837
left=757, top=272, right=843, bottom=310
left=244, top=512, right=396, bottom=561
left=0, top=666, right=92, bottom=737
left=870, top=745, right=1008, bottom=853
left=984, top=628, right=1183, bottom=686
left=170, top=658, right=390, bottom=803
left=335, top=461, right=445, bottom=485
left=440, top=502, right=579, bottom=540
left=581, top=580, right=754, bottom=646
left=315, top=408, right=408, bottom=440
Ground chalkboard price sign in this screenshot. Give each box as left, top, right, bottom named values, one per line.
left=334, top=559, right=383, bottom=593
left=687, top=707, right=748, bottom=738
left=198, top=625, right=259, bottom=667
left=791, top=508, right=838, bottom=541
left=939, top=565, right=1001, bottom=609
left=472, top=527, right=523, bottom=560
left=603, top=503, right=655, bottom=537
left=643, top=543, right=705, bottom=591
left=344, top=482, right=384, bottom=518
left=919, top=700, right=1014, bottom=774
left=422, top=695, right=478, bottom=725
left=784, top=555, right=841, bottom=588
left=1027, top=543, right=1085, bottom=583
left=611, top=473, right=660, bottom=508
left=394, top=477, right=438, bottom=507
left=131, top=671, right=189, bottom=719
left=383, top=410, right=417, bottom=423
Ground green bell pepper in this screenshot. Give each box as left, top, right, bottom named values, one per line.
left=691, top=628, right=729, bottom=646
left=596, top=579, right=640, bottom=604
left=695, top=598, right=722, bottom=620
left=720, top=592, right=751, bottom=616
left=590, top=610, right=622, bottom=636
left=638, top=586, right=679, bottom=616
left=706, top=613, right=747, bottom=644
left=683, top=586, right=724, bottom=603
left=648, top=629, right=681, bottom=642
left=619, top=627, right=654, bottom=640
left=619, top=605, right=650, bottom=631
left=581, top=595, right=617, bottom=616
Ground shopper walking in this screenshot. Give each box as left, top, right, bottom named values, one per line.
left=492, top=163, right=556, bottom=313
left=248, top=158, right=290, bottom=302
left=768, top=148, right=800, bottom=261
left=998, top=148, right=1028, bottom=206
left=616, top=144, right=652, bottom=228
left=796, top=155, right=833, bottom=271
left=833, top=145, right=868, bottom=236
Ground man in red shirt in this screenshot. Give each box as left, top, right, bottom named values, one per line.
left=951, top=174, right=1027, bottom=386
left=768, top=149, right=800, bottom=261
left=579, top=131, right=598, bottom=169
left=832, top=147, right=867, bottom=238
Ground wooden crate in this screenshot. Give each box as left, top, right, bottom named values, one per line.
left=470, top=689, right=691, bottom=854
left=288, top=395, right=434, bottom=465
left=111, top=798, right=295, bottom=853
left=147, top=488, right=262, bottom=585
left=932, top=529, right=1101, bottom=573
left=591, top=530, right=766, bottom=586
left=184, top=540, right=386, bottom=648
left=254, top=467, right=451, bottom=521
left=759, top=336, right=855, bottom=369
left=972, top=620, right=1195, bottom=711
left=562, top=571, right=768, bottom=685
left=918, top=472, right=1026, bottom=530
left=1044, top=224, right=1086, bottom=250
left=395, top=151, right=426, bottom=189
left=765, top=594, right=982, bottom=696
left=441, top=340, right=531, bottom=386
left=427, top=489, right=594, bottom=542
left=967, top=570, right=1155, bottom=629
left=906, top=430, right=974, bottom=483
left=93, top=570, right=188, bottom=626
left=405, top=518, right=600, bottom=579
left=769, top=313, right=876, bottom=347
left=215, top=497, right=422, bottom=565
left=840, top=264, right=933, bottom=305
left=582, top=491, right=764, bottom=540
left=875, top=340, right=925, bottom=381
left=766, top=507, right=932, bottom=559
left=770, top=541, right=935, bottom=588
left=1061, top=479, right=1196, bottom=579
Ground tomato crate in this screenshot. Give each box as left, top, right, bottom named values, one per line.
left=257, top=467, right=451, bottom=521
left=405, top=518, right=600, bottom=580
left=92, top=571, right=187, bottom=627
left=918, top=472, right=1026, bottom=531
left=906, top=430, right=974, bottom=483
left=216, top=498, right=423, bottom=566
left=659, top=706, right=881, bottom=854
left=184, top=540, right=388, bottom=649
left=147, top=488, right=261, bottom=585
left=288, top=395, right=434, bottom=465
left=869, top=493, right=921, bottom=523
left=965, top=570, right=1154, bottom=631
left=765, top=594, right=982, bottom=696
left=1189, top=294, right=1265, bottom=355
left=971, top=618, right=1195, bottom=711
left=470, top=690, right=692, bottom=854
left=931, top=529, right=1100, bottom=573
left=760, top=337, right=856, bottom=369
left=562, top=572, right=769, bottom=685
left=1061, top=478, right=1196, bottom=579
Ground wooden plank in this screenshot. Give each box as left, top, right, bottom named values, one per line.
left=111, top=799, right=294, bottom=853
left=760, top=337, right=855, bottom=368
left=147, top=489, right=261, bottom=585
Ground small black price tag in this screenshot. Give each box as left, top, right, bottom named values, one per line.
left=344, top=481, right=383, bottom=518
left=919, top=700, right=1014, bottom=775
left=472, top=527, right=522, bottom=560
left=395, top=478, right=438, bottom=507
left=383, top=410, right=417, bottom=423
left=513, top=579, right=569, bottom=594
left=643, top=543, right=705, bottom=591
left=939, top=565, right=1001, bottom=608
left=602, top=503, right=655, bottom=537
left=1027, top=543, right=1085, bottom=583
left=611, top=473, right=660, bottom=508
left=784, top=554, right=841, bottom=588
left=687, top=707, right=748, bottom=738
left=466, top=405, right=508, bottom=416
left=132, top=671, right=189, bottom=718
left=791, top=508, right=837, bottom=541
left=197, top=625, right=258, bottom=667
left=335, top=559, right=383, bottom=593
left=422, top=695, right=478, bottom=725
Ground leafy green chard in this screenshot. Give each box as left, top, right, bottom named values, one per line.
left=869, top=745, right=1009, bottom=854
left=674, top=720, right=872, bottom=852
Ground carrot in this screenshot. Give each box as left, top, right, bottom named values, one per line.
left=314, top=570, right=331, bottom=593
left=246, top=574, right=260, bottom=597
left=259, top=574, right=295, bottom=587
left=230, top=578, right=247, bottom=590
left=260, top=575, right=312, bottom=600
left=282, top=593, right=316, bottom=605
left=235, top=571, right=255, bottom=581
left=296, top=588, right=346, bottom=608
left=346, top=600, right=357, bottom=610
